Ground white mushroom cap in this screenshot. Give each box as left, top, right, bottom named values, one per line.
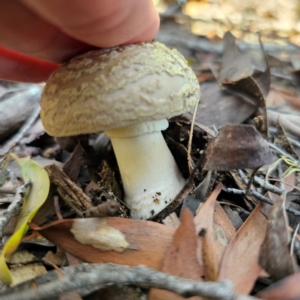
left=40, top=42, right=200, bottom=136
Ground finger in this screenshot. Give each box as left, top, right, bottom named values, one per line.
left=0, top=1, right=93, bottom=62
left=0, top=0, right=159, bottom=82
left=22, top=0, right=159, bottom=47
left=0, top=46, right=59, bottom=82
left=0, top=0, right=159, bottom=63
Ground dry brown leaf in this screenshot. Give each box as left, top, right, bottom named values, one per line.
left=217, top=32, right=270, bottom=137
left=184, top=81, right=256, bottom=129
left=30, top=217, right=175, bottom=270
left=203, top=125, right=275, bottom=170
left=256, top=272, right=300, bottom=299
left=63, top=142, right=85, bottom=182
left=218, top=32, right=253, bottom=84
left=218, top=201, right=268, bottom=294
left=278, top=116, right=300, bottom=158
left=149, top=209, right=202, bottom=300
left=259, top=193, right=299, bottom=282
left=214, top=202, right=236, bottom=242
left=271, top=120, right=299, bottom=160
left=194, top=183, right=224, bottom=281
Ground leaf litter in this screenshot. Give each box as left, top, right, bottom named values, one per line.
left=1, top=4, right=300, bottom=298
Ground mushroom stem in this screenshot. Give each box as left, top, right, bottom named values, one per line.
left=106, top=119, right=185, bottom=219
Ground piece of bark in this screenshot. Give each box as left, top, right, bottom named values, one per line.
left=97, top=160, right=123, bottom=200
left=45, top=164, right=92, bottom=214
left=83, top=199, right=120, bottom=218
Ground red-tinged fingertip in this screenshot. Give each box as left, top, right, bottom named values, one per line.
left=0, top=46, right=60, bottom=83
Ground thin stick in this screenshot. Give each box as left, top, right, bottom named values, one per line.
left=267, top=178, right=300, bottom=193
left=0, top=263, right=258, bottom=300
left=0, top=187, right=16, bottom=195
left=246, top=168, right=259, bottom=191
left=187, top=100, right=199, bottom=173
left=0, top=181, right=31, bottom=238
left=53, top=195, right=63, bottom=221
left=238, top=169, right=283, bottom=195
left=0, top=106, right=40, bottom=156
left=225, top=187, right=300, bottom=216
left=269, top=143, right=296, bottom=162
left=291, top=223, right=300, bottom=256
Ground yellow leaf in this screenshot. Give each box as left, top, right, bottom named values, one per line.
left=0, top=154, right=50, bottom=284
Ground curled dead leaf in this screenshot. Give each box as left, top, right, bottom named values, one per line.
left=259, top=193, right=299, bottom=282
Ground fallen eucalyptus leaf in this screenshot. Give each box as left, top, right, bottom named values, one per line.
left=217, top=32, right=270, bottom=137
left=0, top=154, right=50, bottom=285
left=203, top=125, right=276, bottom=170
left=149, top=209, right=202, bottom=300
left=30, top=217, right=175, bottom=270
left=259, top=192, right=299, bottom=282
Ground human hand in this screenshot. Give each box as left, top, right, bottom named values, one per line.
left=0, top=0, right=159, bottom=82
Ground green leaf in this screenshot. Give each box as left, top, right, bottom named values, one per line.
left=0, top=154, right=50, bottom=285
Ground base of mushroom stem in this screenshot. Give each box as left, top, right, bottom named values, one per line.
left=127, top=177, right=185, bottom=220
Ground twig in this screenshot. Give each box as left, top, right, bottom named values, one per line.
left=290, top=137, right=300, bottom=149
left=252, top=175, right=283, bottom=195
left=0, top=196, right=16, bottom=204
left=246, top=168, right=259, bottom=191
left=226, top=188, right=300, bottom=216
left=291, top=223, right=300, bottom=256
left=267, top=178, right=300, bottom=193
left=269, top=143, right=297, bottom=162
left=239, top=167, right=299, bottom=195
left=278, top=162, right=284, bottom=190
left=53, top=195, right=63, bottom=221
left=0, top=263, right=258, bottom=300
left=187, top=100, right=200, bottom=173
left=0, top=181, right=31, bottom=238
left=194, top=122, right=216, bottom=137
left=212, top=124, right=219, bottom=136
left=0, top=187, right=16, bottom=195
left=0, top=106, right=40, bottom=156
left=238, top=169, right=284, bottom=195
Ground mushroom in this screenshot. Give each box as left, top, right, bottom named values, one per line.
left=40, top=42, right=200, bottom=219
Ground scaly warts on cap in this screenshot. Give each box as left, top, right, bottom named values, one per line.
left=40, top=42, right=200, bottom=219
